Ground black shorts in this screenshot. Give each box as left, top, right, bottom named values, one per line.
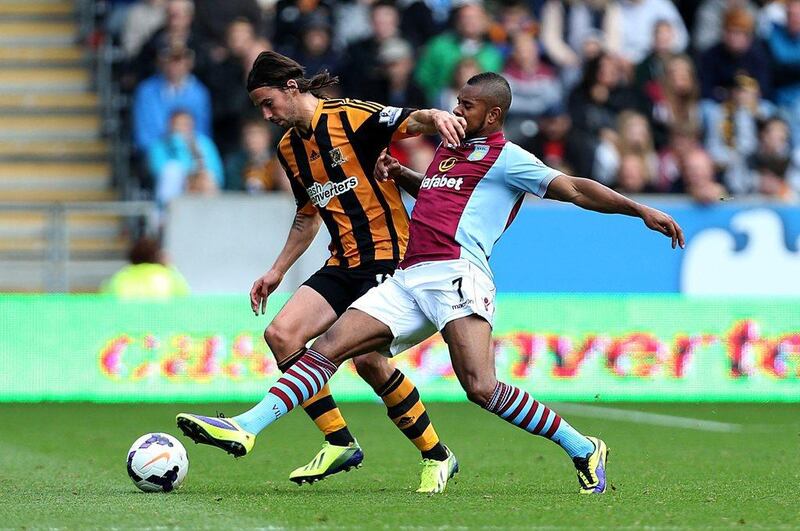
left=302, top=260, right=397, bottom=316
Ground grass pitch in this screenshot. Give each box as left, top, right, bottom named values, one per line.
left=0, top=402, right=797, bottom=529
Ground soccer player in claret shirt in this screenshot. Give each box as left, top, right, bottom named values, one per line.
left=182, top=71, right=685, bottom=494
left=177, top=51, right=467, bottom=493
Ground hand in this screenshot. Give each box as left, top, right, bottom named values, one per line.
left=374, top=148, right=402, bottom=181
left=640, top=206, right=685, bottom=249
left=432, top=110, right=466, bottom=148
left=250, top=268, right=284, bottom=315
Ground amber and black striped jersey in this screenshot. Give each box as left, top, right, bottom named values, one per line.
left=276, top=98, right=416, bottom=268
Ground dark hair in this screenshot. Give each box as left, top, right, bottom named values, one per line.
left=129, top=237, right=162, bottom=265
left=757, top=116, right=788, bottom=136
left=246, top=50, right=339, bottom=97
left=466, top=72, right=512, bottom=118
left=169, top=108, right=192, bottom=120
left=371, top=0, right=397, bottom=14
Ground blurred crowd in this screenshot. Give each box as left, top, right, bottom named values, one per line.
left=101, top=0, right=800, bottom=205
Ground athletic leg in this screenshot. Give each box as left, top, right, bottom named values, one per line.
left=258, top=286, right=354, bottom=445
left=441, top=314, right=607, bottom=493
left=354, top=353, right=448, bottom=461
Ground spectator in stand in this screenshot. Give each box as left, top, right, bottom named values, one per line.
left=747, top=117, right=800, bottom=201
left=693, top=0, right=759, bottom=53
left=657, top=123, right=703, bottom=193
left=615, top=153, right=658, bottom=193
left=415, top=1, right=504, bottom=104
left=224, top=119, right=289, bottom=193
left=503, top=32, right=562, bottom=144
left=147, top=109, right=223, bottom=206
left=133, top=45, right=212, bottom=152
left=567, top=52, right=650, bottom=141
left=540, top=0, right=622, bottom=89
left=436, top=56, right=482, bottom=113
left=363, top=38, right=428, bottom=109
left=617, top=0, right=687, bottom=67
left=121, top=0, right=167, bottom=60
left=272, top=0, right=335, bottom=53
left=649, top=54, right=702, bottom=147
left=699, top=7, right=772, bottom=103
left=594, top=110, right=659, bottom=186
left=192, top=0, right=263, bottom=48
left=101, top=236, right=190, bottom=299
left=278, top=12, right=341, bottom=89
left=340, top=1, right=402, bottom=100
left=202, top=18, right=269, bottom=158
left=767, top=0, right=800, bottom=147
left=522, top=102, right=597, bottom=178
left=634, top=19, right=677, bottom=94
left=704, top=74, right=776, bottom=195
left=398, top=0, right=441, bottom=50
left=486, top=1, right=538, bottom=58
left=132, top=0, right=209, bottom=85
left=679, top=148, right=728, bottom=203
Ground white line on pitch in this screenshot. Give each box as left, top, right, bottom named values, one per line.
left=551, top=403, right=743, bottom=433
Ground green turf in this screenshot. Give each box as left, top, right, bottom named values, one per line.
left=1, top=402, right=798, bottom=529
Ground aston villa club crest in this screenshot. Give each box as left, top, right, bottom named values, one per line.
left=329, top=147, right=348, bottom=168
left=467, top=144, right=490, bottom=161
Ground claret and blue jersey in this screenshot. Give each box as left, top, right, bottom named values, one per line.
left=401, top=131, right=562, bottom=278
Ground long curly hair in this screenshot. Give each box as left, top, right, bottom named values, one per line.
left=246, top=51, right=338, bottom=98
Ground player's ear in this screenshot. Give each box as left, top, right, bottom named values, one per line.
left=285, top=79, right=299, bottom=92
left=488, top=106, right=502, bottom=125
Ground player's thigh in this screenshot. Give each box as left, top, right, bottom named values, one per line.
left=411, top=259, right=497, bottom=332
left=311, top=308, right=395, bottom=365
left=267, top=285, right=338, bottom=359
left=441, top=314, right=497, bottom=405
left=349, top=270, right=438, bottom=358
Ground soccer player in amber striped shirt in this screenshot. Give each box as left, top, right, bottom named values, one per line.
left=177, top=51, right=466, bottom=493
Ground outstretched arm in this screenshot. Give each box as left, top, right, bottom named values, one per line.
left=406, top=109, right=467, bottom=148
left=545, top=174, right=685, bottom=249
left=250, top=210, right=322, bottom=315
left=374, top=148, right=424, bottom=198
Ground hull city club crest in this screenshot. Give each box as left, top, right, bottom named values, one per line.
left=329, top=147, right=348, bottom=168
left=467, top=144, right=490, bottom=161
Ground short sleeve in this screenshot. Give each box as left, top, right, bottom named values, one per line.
left=503, top=143, right=561, bottom=198
left=346, top=102, right=416, bottom=145
left=277, top=147, right=317, bottom=215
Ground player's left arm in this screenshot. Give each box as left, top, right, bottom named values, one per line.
left=545, top=174, right=685, bottom=249
left=374, top=148, right=423, bottom=198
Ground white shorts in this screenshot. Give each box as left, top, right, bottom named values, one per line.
left=349, top=259, right=496, bottom=357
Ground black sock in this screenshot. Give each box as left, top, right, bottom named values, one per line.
left=421, top=443, right=448, bottom=461
left=325, top=426, right=356, bottom=446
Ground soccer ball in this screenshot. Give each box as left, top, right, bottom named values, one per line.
left=126, top=433, right=188, bottom=492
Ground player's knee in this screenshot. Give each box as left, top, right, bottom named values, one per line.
left=463, top=378, right=497, bottom=408
left=264, top=322, right=299, bottom=360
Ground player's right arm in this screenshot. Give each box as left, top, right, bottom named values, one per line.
left=374, top=148, right=423, bottom=198
left=544, top=175, right=685, bottom=249
left=251, top=141, right=323, bottom=315
left=250, top=209, right=322, bottom=315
